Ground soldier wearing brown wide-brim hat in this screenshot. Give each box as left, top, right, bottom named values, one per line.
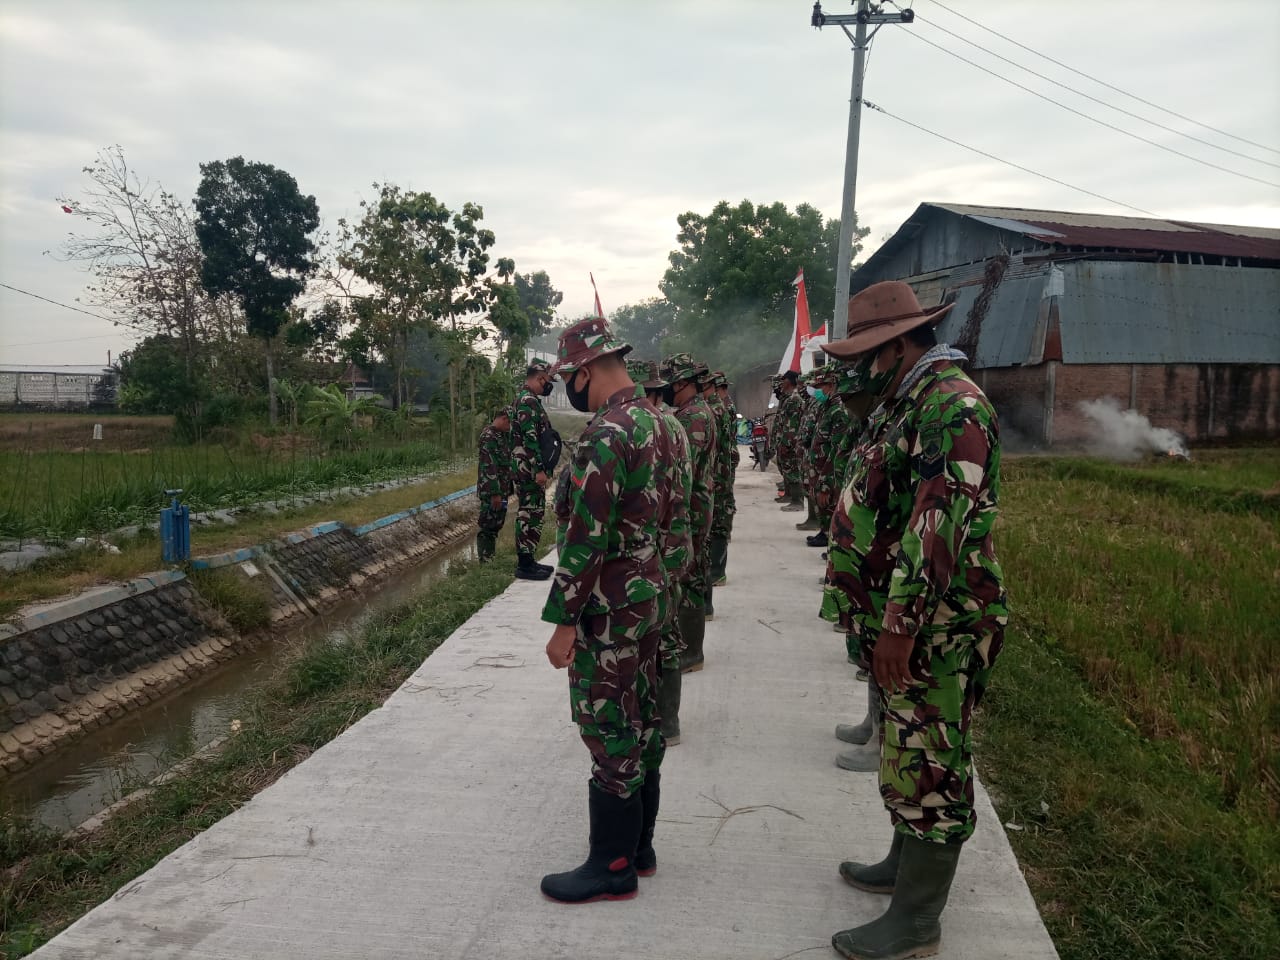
left=822, top=280, right=955, bottom=361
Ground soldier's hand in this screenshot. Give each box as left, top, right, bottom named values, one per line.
left=490, top=495, right=503, bottom=511
left=535, top=471, right=548, bottom=487
left=872, top=630, right=916, bottom=694
left=546, top=624, right=576, bottom=669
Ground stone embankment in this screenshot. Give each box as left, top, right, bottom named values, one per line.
left=0, top=487, right=477, bottom=777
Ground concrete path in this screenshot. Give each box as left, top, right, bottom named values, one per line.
left=31, top=467, right=1059, bottom=960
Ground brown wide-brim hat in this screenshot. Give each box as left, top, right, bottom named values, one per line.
left=822, top=281, right=954, bottom=360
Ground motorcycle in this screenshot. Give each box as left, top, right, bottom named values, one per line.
left=748, top=417, right=770, bottom=471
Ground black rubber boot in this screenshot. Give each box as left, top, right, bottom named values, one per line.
left=678, top=604, right=705, bottom=673
left=634, top=770, right=661, bottom=876
left=831, top=836, right=961, bottom=959
left=541, top=784, right=642, bottom=903
left=704, top=586, right=714, bottom=622
left=807, top=531, right=828, bottom=547
left=707, top=534, right=729, bottom=587
left=657, top=666, right=682, bottom=746
left=838, top=830, right=904, bottom=894
left=515, top=553, right=551, bottom=581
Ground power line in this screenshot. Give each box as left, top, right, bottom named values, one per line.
left=894, top=27, right=1280, bottom=190
left=0, top=332, right=125, bottom=349
left=907, top=11, right=1280, bottom=170
left=861, top=98, right=1159, bottom=216
left=924, top=0, right=1280, bottom=157
left=0, top=281, right=148, bottom=334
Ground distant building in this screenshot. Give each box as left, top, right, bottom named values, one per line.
left=0, top=364, right=118, bottom=410
left=848, top=203, right=1280, bottom=445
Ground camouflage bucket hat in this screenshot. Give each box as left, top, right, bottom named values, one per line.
left=626, top=358, right=667, bottom=390
left=661, top=352, right=708, bottom=384
left=833, top=358, right=872, bottom=397
left=552, top=316, right=632, bottom=376
left=712, top=371, right=729, bottom=388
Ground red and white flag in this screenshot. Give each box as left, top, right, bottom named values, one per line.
left=590, top=273, right=604, bottom=318
left=777, top=268, right=827, bottom=376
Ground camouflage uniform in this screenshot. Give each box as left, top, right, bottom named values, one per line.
left=707, top=373, right=738, bottom=584
left=511, top=379, right=552, bottom=557
left=544, top=319, right=678, bottom=797
left=772, top=385, right=806, bottom=494
left=809, top=386, right=849, bottom=533
left=796, top=387, right=821, bottom=498
left=663, top=355, right=718, bottom=610
left=821, top=357, right=1007, bottom=845
left=475, top=420, right=514, bottom=560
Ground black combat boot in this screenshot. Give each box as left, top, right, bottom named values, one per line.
left=515, top=553, right=551, bottom=581
left=831, top=835, right=961, bottom=959
left=541, top=784, right=642, bottom=903
left=634, top=769, right=662, bottom=876
left=807, top=531, right=828, bottom=547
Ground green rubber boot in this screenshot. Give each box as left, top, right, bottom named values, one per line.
left=780, top=482, right=805, bottom=512
left=678, top=603, right=705, bottom=673
left=476, top=529, right=497, bottom=563
left=831, top=835, right=961, bottom=960
left=838, top=831, right=904, bottom=894
left=657, top=665, right=682, bottom=746
left=795, top=497, right=820, bottom=530
left=836, top=676, right=879, bottom=744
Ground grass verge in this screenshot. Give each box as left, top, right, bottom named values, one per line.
left=979, top=451, right=1279, bottom=960
left=0, top=524, right=539, bottom=957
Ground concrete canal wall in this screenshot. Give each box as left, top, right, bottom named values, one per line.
left=0, top=487, right=477, bottom=776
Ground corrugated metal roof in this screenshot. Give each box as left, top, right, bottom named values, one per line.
left=1057, top=261, right=1280, bottom=364
left=928, top=203, right=1280, bottom=260
left=0, top=364, right=113, bottom=375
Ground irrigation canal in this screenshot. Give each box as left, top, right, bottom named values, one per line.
left=5, top=535, right=477, bottom=832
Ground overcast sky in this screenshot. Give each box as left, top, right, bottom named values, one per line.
left=2, top=0, right=1277, bottom=366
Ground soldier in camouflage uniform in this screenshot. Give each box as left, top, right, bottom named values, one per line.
left=793, top=369, right=824, bottom=531
left=772, top=370, right=805, bottom=510
left=540, top=317, right=679, bottom=904
left=816, top=281, right=1008, bottom=960
left=628, top=358, right=693, bottom=745
left=511, top=359, right=558, bottom=580
left=705, top=371, right=737, bottom=610
left=802, top=365, right=844, bottom=549
left=660, top=353, right=718, bottom=673
left=475, top=407, right=515, bottom=562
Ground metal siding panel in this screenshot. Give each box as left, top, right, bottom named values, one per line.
left=977, top=275, right=1043, bottom=367
left=1059, top=262, right=1280, bottom=363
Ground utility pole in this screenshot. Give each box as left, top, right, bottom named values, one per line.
left=810, top=1, right=915, bottom=341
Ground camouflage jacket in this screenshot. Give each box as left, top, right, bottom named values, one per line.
left=770, top=388, right=805, bottom=458
left=476, top=425, right=515, bottom=500
left=809, top=396, right=849, bottom=503
left=706, top=395, right=732, bottom=500
left=656, top=410, right=693, bottom=582
left=796, top=394, right=821, bottom=469
left=511, top=385, right=551, bottom=485
left=541, top=386, right=674, bottom=625
left=822, top=361, right=1007, bottom=675
left=724, top=399, right=741, bottom=469
left=674, top=393, right=718, bottom=548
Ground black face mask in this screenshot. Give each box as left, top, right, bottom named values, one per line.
left=540, top=379, right=554, bottom=397
left=661, top=385, right=676, bottom=407
left=566, top=369, right=591, bottom=412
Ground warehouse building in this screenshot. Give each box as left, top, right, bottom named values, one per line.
left=0, top=364, right=118, bottom=410
left=847, top=202, right=1280, bottom=446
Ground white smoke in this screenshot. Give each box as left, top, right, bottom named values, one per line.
left=1078, top=397, right=1190, bottom=461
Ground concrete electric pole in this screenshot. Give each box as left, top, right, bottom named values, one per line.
left=810, top=1, right=915, bottom=341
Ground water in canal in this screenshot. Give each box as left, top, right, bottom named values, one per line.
left=4, top=536, right=477, bottom=832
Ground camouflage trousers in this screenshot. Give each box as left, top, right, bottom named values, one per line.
left=568, top=599, right=665, bottom=798
left=659, top=583, right=685, bottom=671
left=776, top=448, right=801, bottom=487
left=475, top=501, right=507, bottom=561
left=878, top=639, right=983, bottom=844
left=514, top=480, right=545, bottom=556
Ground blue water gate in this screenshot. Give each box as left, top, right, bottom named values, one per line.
left=161, top=489, right=190, bottom=563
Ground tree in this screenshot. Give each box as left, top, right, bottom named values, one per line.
left=610, top=298, right=677, bottom=360
left=116, top=334, right=200, bottom=418
left=56, top=146, right=232, bottom=423
left=659, top=199, right=868, bottom=378
left=514, top=271, right=563, bottom=337
left=336, top=184, right=500, bottom=410
left=194, top=156, right=320, bottom=425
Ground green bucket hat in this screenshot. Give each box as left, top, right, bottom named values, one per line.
left=552, top=316, right=632, bottom=376
left=660, top=353, right=708, bottom=384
